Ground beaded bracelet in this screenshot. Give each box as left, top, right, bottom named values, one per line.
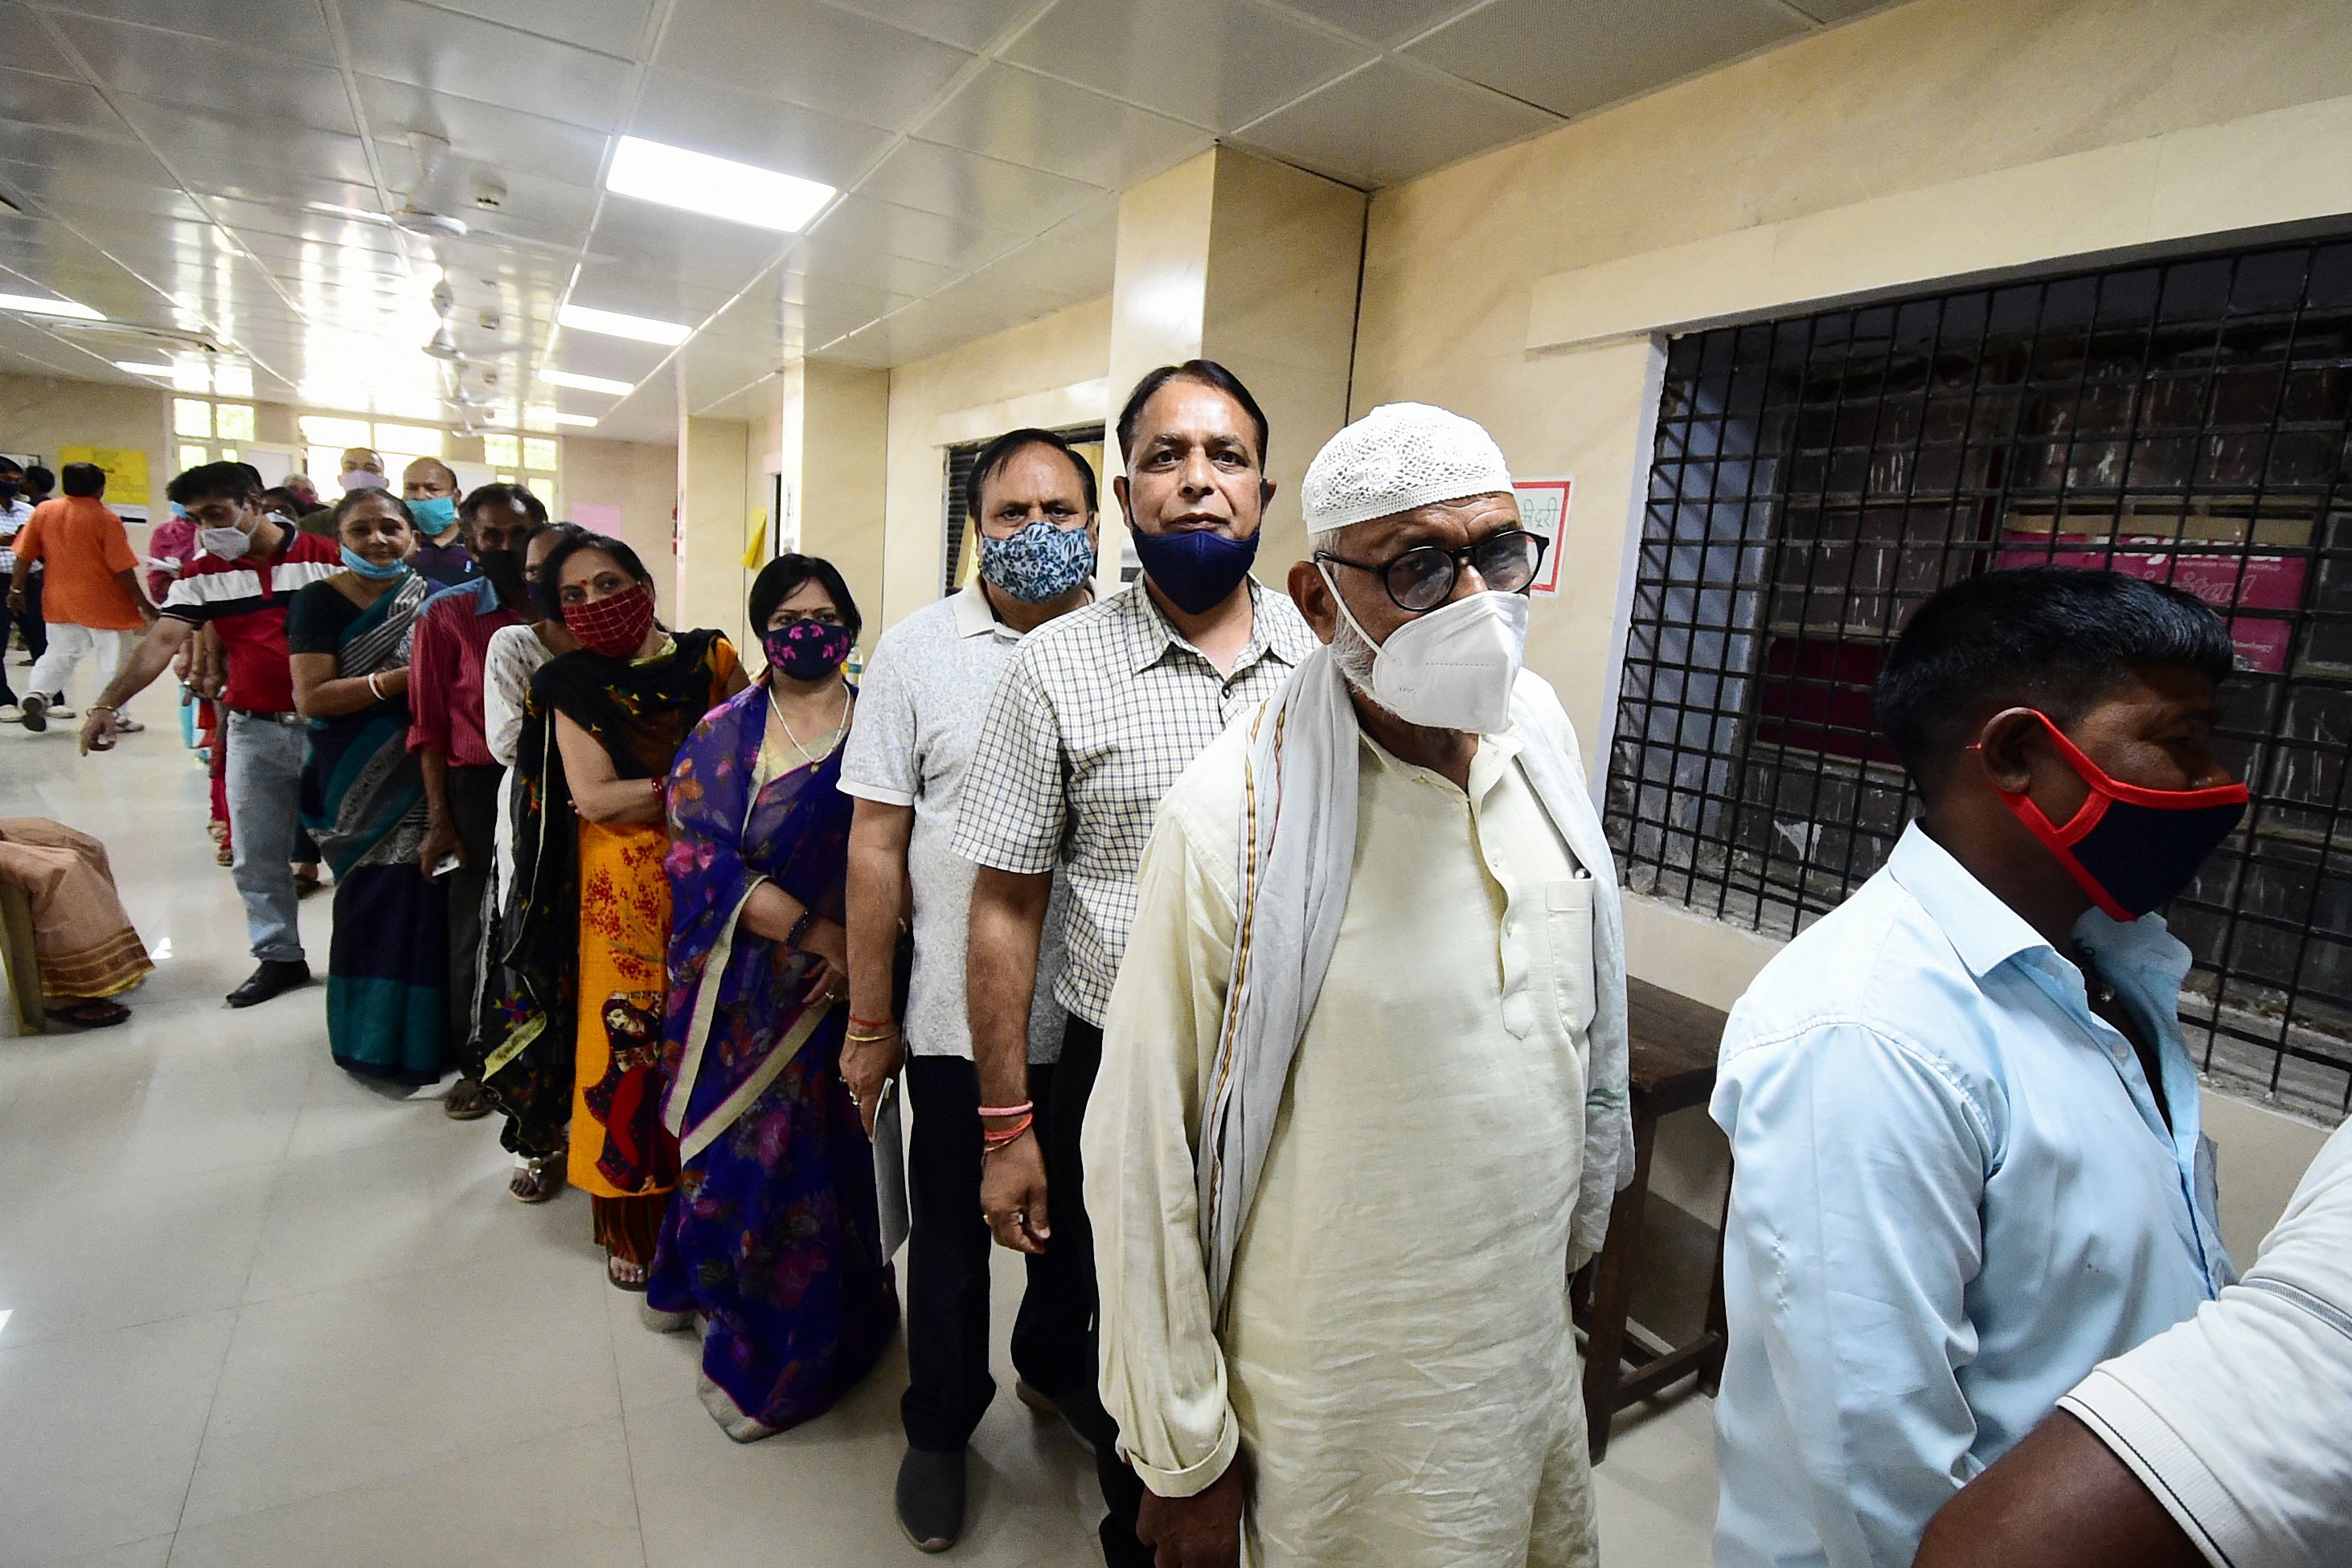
left=785, top=909, right=816, bottom=950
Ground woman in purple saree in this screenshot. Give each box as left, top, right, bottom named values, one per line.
left=648, top=555, right=898, bottom=1440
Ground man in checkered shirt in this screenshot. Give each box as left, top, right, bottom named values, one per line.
left=953, top=360, right=1313, bottom=1568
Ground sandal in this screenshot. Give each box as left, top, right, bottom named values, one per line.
left=293, top=866, right=323, bottom=897
left=215, top=844, right=234, bottom=867
left=114, top=718, right=144, bottom=734
left=509, top=1157, right=563, bottom=1204
left=47, top=998, right=131, bottom=1030
left=607, top=1251, right=649, bottom=1292
left=442, top=1076, right=492, bottom=1120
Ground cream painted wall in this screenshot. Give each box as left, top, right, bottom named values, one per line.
left=0, top=372, right=170, bottom=543
left=1348, top=0, right=2352, bottom=1236
left=880, top=295, right=1113, bottom=629
left=800, top=361, right=890, bottom=649
left=678, top=416, right=749, bottom=646
left=559, top=433, right=676, bottom=584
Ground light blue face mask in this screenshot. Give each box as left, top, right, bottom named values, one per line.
left=340, top=544, right=408, bottom=580
left=409, top=494, right=458, bottom=536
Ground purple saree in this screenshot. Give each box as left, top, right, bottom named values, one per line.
left=647, top=682, right=898, bottom=1439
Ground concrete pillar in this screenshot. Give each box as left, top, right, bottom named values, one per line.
left=677, top=414, right=750, bottom=648
left=797, top=361, right=891, bottom=649
left=1100, top=147, right=1366, bottom=579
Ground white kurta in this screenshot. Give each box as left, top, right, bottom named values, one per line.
left=1086, top=715, right=1600, bottom=1568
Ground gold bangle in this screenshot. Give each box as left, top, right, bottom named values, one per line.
left=844, top=1029, right=898, bottom=1043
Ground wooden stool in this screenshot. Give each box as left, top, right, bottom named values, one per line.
left=1571, top=976, right=1730, bottom=1462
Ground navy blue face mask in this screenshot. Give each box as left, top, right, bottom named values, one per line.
left=1131, top=524, right=1260, bottom=616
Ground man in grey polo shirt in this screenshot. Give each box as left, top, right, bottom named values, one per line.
left=955, top=361, right=1315, bottom=1567
left=842, top=427, right=1101, bottom=1554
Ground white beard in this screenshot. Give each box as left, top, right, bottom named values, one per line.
left=1329, top=615, right=1379, bottom=695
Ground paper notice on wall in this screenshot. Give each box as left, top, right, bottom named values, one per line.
left=1512, top=476, right=1573, bottom=596
left=60, top=444, right=150, bottom=506
left=571, top=502, right=621, bottom=532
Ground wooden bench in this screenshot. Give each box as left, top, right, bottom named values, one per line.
left=1571, top=976, right=1731, bottom=1462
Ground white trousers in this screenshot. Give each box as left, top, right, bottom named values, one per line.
left=25, top=623, right=128, bottom=709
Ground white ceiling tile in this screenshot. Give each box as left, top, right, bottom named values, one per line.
left=568, top=261, right=740, bottom=319
left=625, top=68, right=895, bottom=190
left=858, top=138, right=1108, bottom=236
left=46, top=14, right=362, bottom=133
left=0, top=68, right=135, bottom=139
left=1234, top=56, right=1560, bottom=189
left=655, top=0, right=973, bottom=130
left=345, top=0, right=634, bottom=133
left=413, top=0, right=656, bottom=58
left=918, top=61, right=1208, bottom=190
left=113, top=100, right=377, bottom=185
left=356, top=77, right=613, bottom=190
left=803, top=194, right=1022, bottom=273
left=584, top=198, right=787, bottom=293
left=40, top=0, right=336, bottom=59
left=0, top=2, right=87, bottom=78
left=791, top=239, right=961, bottom=301
left=1005, top=0, right=1372, bottom=132
left=1404, top=0, right=1806, bottom=119
left=0, top=125, right=170, bottom=183
left=956, top=198, right=1117, bottom=306
left=821, top=0, right=1041, bottom=51
left=1261, top=0, right=1485, bottom=46
left=18, top=170, right=202, bottom=221
left=548, top=330, right=667, bottom=383
left=173, top=158, right=376, bottom=213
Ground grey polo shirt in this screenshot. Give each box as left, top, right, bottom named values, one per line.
left=840, top=580, right=1074, bottom=1064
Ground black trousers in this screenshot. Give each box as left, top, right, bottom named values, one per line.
left=900, top=1054, right=1092, bottom=1451
left=442, top=763, right=503, bottom=1062
left=1051, top=1017, right=1153, bottom=1568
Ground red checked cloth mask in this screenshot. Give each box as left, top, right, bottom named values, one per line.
left=563, top=582, right=658, bottom=659
left=1989, top=709, right=2248, bottom=920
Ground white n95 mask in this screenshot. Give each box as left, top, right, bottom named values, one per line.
left=1323, top=568, right=1529, bottom=734
left=199, top=525, right=252, bottom=560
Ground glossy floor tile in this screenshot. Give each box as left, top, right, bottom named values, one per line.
left=0, top=718, right=1718, bottom=1564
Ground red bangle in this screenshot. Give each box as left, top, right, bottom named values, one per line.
left=847, top=1014, right=894, bottom=1031
left=981, top=1114, right=1034, bottom=1148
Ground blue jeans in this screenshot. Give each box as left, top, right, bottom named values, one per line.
left=226, top=710, right=308, bottom=963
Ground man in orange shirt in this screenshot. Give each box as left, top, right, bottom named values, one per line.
left=6, top=462, right=154, bottom=733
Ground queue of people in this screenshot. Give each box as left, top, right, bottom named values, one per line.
left=10, top=359, right=2345, bottom=1568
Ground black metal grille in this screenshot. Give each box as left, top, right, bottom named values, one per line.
left=1606, top=234, right=2352, bottom=1120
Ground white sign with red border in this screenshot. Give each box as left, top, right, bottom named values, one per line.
left=1512, top=476, right=1573, bottom=596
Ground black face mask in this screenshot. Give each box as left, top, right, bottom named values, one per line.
left=0, top=481, right=19, bottom=502
left=477, top=547, right=528, bottom=602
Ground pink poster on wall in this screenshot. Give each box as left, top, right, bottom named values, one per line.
left=1994, top=532, right=2305, bottom=672
left=571, top=502, right=622, bottom=532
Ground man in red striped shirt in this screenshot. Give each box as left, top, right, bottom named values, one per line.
left=79, top=462, right=340, bottom=1007
left=408, top=483, right=550, bottom=1117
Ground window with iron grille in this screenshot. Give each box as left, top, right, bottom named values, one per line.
left=1605, top=235, right=2352, bottom=1120
left=940, top=424, right=1106, bottom=596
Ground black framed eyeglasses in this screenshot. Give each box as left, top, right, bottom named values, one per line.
left=1315, top=528, right=1547, bottom=612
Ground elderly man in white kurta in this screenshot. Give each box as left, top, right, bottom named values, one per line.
left=1084, top=403, right=1634, bottom=1568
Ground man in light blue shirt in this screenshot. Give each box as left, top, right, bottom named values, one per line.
left=1712, top=567, right=2247, bottom=1568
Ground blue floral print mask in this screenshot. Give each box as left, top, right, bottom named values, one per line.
left=978, top=518, right=1094, bottom=604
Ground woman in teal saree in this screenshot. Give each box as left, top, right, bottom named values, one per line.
left=287, top=489, right=447, bottom=1083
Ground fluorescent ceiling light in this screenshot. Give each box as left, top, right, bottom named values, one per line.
left=540, top=368, right=633, bottom=395
left=0, top=291, right=102, bottom=320
left=559, top=302, right=690, bottom=346
left=115, top=360, right=174, bottom=377
left=605, top=135, right=834, bottom=233
left=551, top=411, right=599, bottom=428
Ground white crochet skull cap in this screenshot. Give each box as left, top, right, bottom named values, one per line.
left=1301, top=401, right=1513, bottom=534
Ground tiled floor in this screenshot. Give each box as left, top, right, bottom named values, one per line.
left=0, top=706, right=1719, bottom=1566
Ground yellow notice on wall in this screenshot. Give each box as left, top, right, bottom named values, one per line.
left=741, top=509, right=768, bottom=571
left=59, top=445, right=150, bottom=506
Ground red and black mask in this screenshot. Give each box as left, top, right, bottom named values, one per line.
left=563, top=582, right=657, bottom=659
left=1990, top=710, right=2248, bottom=920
